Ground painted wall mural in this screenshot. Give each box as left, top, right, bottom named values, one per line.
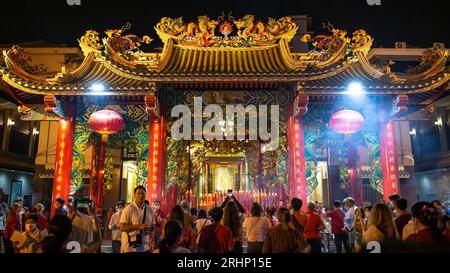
left=70, top=103, right=149, bottom=194
left=262, top=122, right=288, bottom=192
left=71, top=121, right=91, bottom=194
left=166, top=124, right=190, bottom=194
left=304, top=102, right=384, bottom=196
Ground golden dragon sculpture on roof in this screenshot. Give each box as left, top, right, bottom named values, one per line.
left=155, top=14, right=298, bottom=47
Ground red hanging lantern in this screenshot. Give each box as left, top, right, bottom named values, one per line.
left=88, top=110, right=125, bottom=141
left=329, top=110, right=365, bottom=135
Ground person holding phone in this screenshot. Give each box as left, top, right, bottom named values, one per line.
left=220, top=190, right=245, bottom=214
left=119, top=186, right=155, bottom=253
left=67, top=198, right=102, bottom=253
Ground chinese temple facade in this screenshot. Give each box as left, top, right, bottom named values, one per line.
left=1, top=15, right=449, bottom=215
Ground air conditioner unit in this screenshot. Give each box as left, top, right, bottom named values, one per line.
left=395, top=42, right=407, bottom=49
left=433, top=43, right=445, bottom=49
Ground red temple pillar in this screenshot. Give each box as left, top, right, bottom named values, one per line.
left=49, top=103, right=76, bottom=218
left=89, top=140, right=96, bottom=201
left=379, top=120, right=401, bottom=201
left=347, top=144, right=358, bottom=201
left=95, top=138, right=106, bottom=210
left=287, top=92, right=309, bottom=206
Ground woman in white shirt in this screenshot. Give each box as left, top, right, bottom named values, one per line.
left=194, top=209, right=211, bottom=246
left=243, top=203, right=269, bottom=253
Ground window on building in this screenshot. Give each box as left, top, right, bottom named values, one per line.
left=446, top=109, right=450, bottom=151
left=426, top=194, right=438, bottom=202
left=8, top=113, right=30, bottom=156
left=32, top=127, right=40, bottom=157
left=417, top=120, right=441, bottom=156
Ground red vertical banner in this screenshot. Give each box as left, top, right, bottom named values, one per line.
left=288, top=116, right=307, bottom=207
left=147, top=119, right=158, bottom=204
left=147, top=117, right=165, bottom=205
left=379, top=121, right=400, bottom=201
left=51, top=105, right=75, bottom=218
left=158, top=115, right=165, bottom=207
left=146, top=119, right=154, bottom=202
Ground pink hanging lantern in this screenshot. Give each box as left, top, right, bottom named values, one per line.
left=329, top=110, right=365, bottom=135
left=88, top=110, right=125, bottom=141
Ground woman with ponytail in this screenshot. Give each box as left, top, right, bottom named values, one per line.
left=406, top=201, right=447, bottom=245
left=154, top=220, right=191, bottom=253
left=263, top=208, right=310, bottom=253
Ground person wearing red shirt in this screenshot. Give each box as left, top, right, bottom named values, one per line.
left=289, top=198, right=308, bottom=232
left=153, top=200, right=166, bottom=247
left=406, top=201, right=448, bottom=246
left=4, top=202, right=22, bottom=253
left=394, top=198, right=411, bottom=239
left=326, top=200, right=350, bottom=253
left=198, top=207, right=233, bottom=253
left=304, top=202, right=325, bottom=253
left=443, top=216, right=450, bottom=241
left=34, top=204, right=48, bottom=231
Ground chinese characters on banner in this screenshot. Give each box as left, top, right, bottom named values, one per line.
left=288, top=116, right=307, bottom=206
left=51, top=116, right=75, bottom=218
left=379, top=121, right=400, bottom=201
left=147, top=117, right=165, bottom=204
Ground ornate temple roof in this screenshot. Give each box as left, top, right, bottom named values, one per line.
left=0, top=15, right=449, bottom=105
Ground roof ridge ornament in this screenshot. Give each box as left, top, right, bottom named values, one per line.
left=155, top=15, right=297, bottom=48
left=300, top=24, right=352, bottom=69
left=104, top=23, right=153, bottom=62
left=79, top=30, right=103, bottom=53
left=350, top=29, right=373, bottom=53
left=405, top=44, right=448, bottom=78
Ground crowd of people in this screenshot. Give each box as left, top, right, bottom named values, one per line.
left=1, top=187, right=449, bottom=253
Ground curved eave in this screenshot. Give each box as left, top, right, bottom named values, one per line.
left=4, top=50, right=99, bottom=85
left=2, top=68, right=155, bottom=96
left=301, top=59, right=450, bottom=95
left=100, top=47, right=356, bottom=82
left=355, top=49, right=449, bottom=83
left=54, top=52, right=97, bottom=83
left=103, top=38, right=160, bottom=71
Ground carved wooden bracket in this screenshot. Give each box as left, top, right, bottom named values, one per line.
left=44, top=95, right=64, bottom=119
left=145, top=93, right=160, bottom=121
left=293, top=92, right=309, bottom=120
left=392, top=94, right=408, bottom=117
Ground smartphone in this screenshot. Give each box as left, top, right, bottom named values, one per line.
left=76, top=198, right=92, bottom=209
left=77, top=202, right=88, bottom=208
left=227, top=189, right=233, bottom=197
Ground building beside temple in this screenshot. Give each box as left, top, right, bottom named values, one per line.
left=0, top=15, right=448, bottom=215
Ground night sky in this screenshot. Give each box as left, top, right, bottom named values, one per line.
left=0, top=0, right=449, bottom=49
